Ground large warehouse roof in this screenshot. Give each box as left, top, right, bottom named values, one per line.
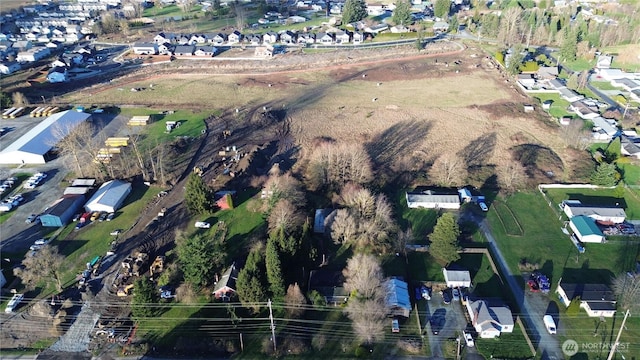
left=0, top=110, right=90, bottom=164
left=84, top=180, right=132, bottom=213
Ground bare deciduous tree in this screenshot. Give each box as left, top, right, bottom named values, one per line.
left=15, top=246, right=65, bottom=292
left=497, top=161, right=527, bottom=192
left=330, top=209, right=358, bottom=245
left=611, top=273, right=640, bottom=312
left=306, top=142, right=373, bottom=190
left=337, top=183, right=376, bottom=219
left=11, top=92, right=30, bottom=106
left=51, top=121, right=96, bottom=177
left=284, top=283, right=307, bottom=318
left=234, top=2, right=246, bottom=29
left=268, top=200, right=304, bottom=235
left=429, top=154, right=467, bottom=187
left=262, top=170, right=305, bottom=213
left=344, top=298, right=386, bottom=344
left=561, top=120, right=591, bottom=150
left=498, top=7, right=523, bottom=46
left=343, top=253, right=384, bottom=299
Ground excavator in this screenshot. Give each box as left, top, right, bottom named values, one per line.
left=117, top=284, right=134, bottom=297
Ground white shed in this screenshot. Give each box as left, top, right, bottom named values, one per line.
left=406, top=192, right=460, bottom=209
left=84, top=180, right=132, bottom=213
left=569, top=216, right=605, bottom=243
left=443, top=269, right=472, bottom=288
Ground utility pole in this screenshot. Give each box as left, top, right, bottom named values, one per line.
left=268, top=299, right=277, bottom=353
left=606, top=309, right=630, bottom=360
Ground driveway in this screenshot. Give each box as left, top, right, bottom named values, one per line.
left=469, top=213, right=564, bottom=360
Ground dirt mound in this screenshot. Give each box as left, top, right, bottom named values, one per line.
left=29, top=299, right=55, bottom=318
left=238, top=76, right=309, bottom=89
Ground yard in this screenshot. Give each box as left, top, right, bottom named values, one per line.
left=532, top=93, right=572, bottom=119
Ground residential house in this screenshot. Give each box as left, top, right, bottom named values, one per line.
left=297, top=33, right=315, bottom=44
left=443, top=269, right=472, bottom=288
left=386, top=278, right=411, bottom=318
left=245, top=34, right=262, bottom=45
left=177, top=34, right=190, bottom=45
left=433, top=21, right=449, bottom=32
left=537, top=66, right=559, bottom=80
left=212, top=262, right=239, bottom=300
left=366, top=3, right=388, bottom=16
left=556, top=280, right=616, bottom=317
left=308, top=269, right=349, bottom=305
left=611, top=78, right=640, bottom=92
left=570, top=215, right=605, bottom=243
left=157, top=43, right=172, bottom=55
left=465, top=299, right=514, bottom=338
left=13, top=40, right=32, bottom=51
left=558, top=87, right=584, bottom=103
left=548, top=78, right=566, bottom=90
left=405, top=190, right=461, bottom=209
left=212, top=33, right=227, bottom=46
left=620, top=135, right=640, bottom=158
left=591, top=116, right=619, bottom=140
left=154, top=32, right=177, bottom=44
left=65, top=33, right=80, bottom=43
left=254, top=44, right=274, bottom=58
left=630, top=89, right=640, bottom=102
left=517, top=74, right=535, bottom=88
left=194, top=46, right=216, bottom=57
left=173, top=45, right=195, bottom=56
left=570, top=101, right=599, bottom=120
left=37, top=34, right=51, bottom=43
left=562, top=202, right=626, bottom=224
left=335, top=31, right=351, bottom=44
left=132, top=42, right=158, bottom=55
left=47, top=66, right=67, bottom=83
left=280, top=30, right=297, bottom=44
left=228, top=30, right=243, bottom=44
left=596, top=55, right=613, bottom=69
left=16, top=47, right=50, bottom=62
left=352, top=32, right=364, bottom=44
left=25, top=32, right=37, bottom=41
left=189, top=34, right=206, bottom=44
left=0, top=62, right=21, bottom=74
left=596, top=68, right=626, bottom=81
left=364, top=23, right=389, bottom=34
left=263, top=32, right=278, bottom=44
left=287, top=15, right=307, bottom=23
left=390, top=25, right=409, bottom=33
left=318, top=33, right=334, bottom=44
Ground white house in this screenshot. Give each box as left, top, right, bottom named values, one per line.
left=596, top=68, right=627, bottom=81
left=443, top=269, right=471, bottom=288
left=465, top=299, right=514, bottom=338
left=570, top=215, right=605, bottom=243
left=558, top=87, right=584, bottom=103
left=132, top=42, right=158, bottom=55
left=47, top=66, right=67, bottom=83
left=562, top=202, right=626, bottom=224
left=556, top=280, right=616, bottom=317
left=596, top=55, right=612, bottom=69
left=0, top=61, right=21, bottom=74
left=406, top=191, right=460, bottom=209
left=591, top=117, right=619, bottom=141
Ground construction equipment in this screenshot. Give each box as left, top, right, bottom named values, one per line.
left=158, top=207, right=167, bottom=218
left=121, top=252, right=148, bottom=277
left=117, top=284, right=134, bottom=297
left=150, top=256, right=165, bottom=276
left=193, top=166, right=203, bottom=176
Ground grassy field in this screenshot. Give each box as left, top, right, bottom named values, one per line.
left=532, top=93, right=572, bottom=118
left=590, top=81, right=620, bottom=91
left=475, top=322, right=533, bottom=359
left=492, top=200, right=524, bottom=236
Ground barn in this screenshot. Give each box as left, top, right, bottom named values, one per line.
left=0, top=110, right=91, bottom=164
left=40, top=195, right=85, bottom=227
left=84, top=180, right=132, bottom=213
left=570, top=215, right=605, bottom=243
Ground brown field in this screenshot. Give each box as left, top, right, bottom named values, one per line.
left=62, top=47, right=576, bottom=183
left=1, top=0, right=31, bottom=11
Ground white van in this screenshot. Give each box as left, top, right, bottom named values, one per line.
left=543, top=315, right=557, bottom=334
left=5, top=293, right=24, bottom=313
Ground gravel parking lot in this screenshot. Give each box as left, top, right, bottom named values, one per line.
left=424, top=289, right=474, bottom=359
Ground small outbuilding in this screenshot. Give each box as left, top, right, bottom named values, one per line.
left=443, top=268, right=472, bottom=288
left=386, top=278, right=411, bottom=318
left=84, top=180, right=132, bottom=213
left=40, top=194, right=85, bottom=227
left=570, top=215, right=605, bottom=243
left=212, top=262, right=239, bottom=301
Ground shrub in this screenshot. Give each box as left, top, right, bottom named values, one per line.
left=566, top=297, right=581, bottom=316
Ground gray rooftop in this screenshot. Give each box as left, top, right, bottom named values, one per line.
left=566, top=205, right=626, bottom=219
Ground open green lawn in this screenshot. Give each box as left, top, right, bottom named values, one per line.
left=590, top=81, right=620, bottom=91
left=532, top=93, right=572, bottom=118
left=142, top=4, right=202, bottom=18
left=488, top=191, right=640, bottom=358
left=554, top=54, right=596, bottom=72
left=619, top=161, right=640, bottom=186
left=475, top=322, right=533, bottom=359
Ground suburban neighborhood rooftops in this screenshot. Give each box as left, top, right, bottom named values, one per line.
left=571, top=216, right=604, bottom=236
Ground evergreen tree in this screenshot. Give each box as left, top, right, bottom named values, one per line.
left=434, top=0, right=450, bottom=19
left=428, top=213, right=461, bottom=265
left=177, top=231, right=225, bottom=289
left=507, top=46, right=525, bottom=75
left=236, top=248, right=268, bottom=313
left=132, top=277, right=158, bottom=318
left=560, top=28, right=578, bottom=61
left=0, top=92, right=11, bottom=108
left=590, top=163, right=619, bottom=187
left=392, top=0, right=412, bottom=26
left=342, top=0, right=367, bottom=24
left=185, top=172, right=213, bottom=214
left=266, top=237, right=285, bottom=299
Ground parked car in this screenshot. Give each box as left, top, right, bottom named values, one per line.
left=463, top=332, right=475, bottom=347
left=26, top=214, right=39, bottom=224
left=110, top=229, right=122, bottom=236
left=90, top=212, right=100, bottom=221
left=391, top=319, right=400, bottom=333
left=452, top=288, right=460, bottom=302
left=543, top=315, right=557, bottom=335
left=430, top=309, right=446, bottom=335
left=442, top=289, right=452, bottom=304
left=479, top=201, right=488, bottom=212
left=34, top=238, right=49, bottom=245
left=29, top=244, right=42, bottom=251
left=106, top=212, right=115, bottom=221
left=421, top=285, right=432, bottom=300
left=195, top=221, right=211, bottom=229
left=98, top=212, right=108, bottom=222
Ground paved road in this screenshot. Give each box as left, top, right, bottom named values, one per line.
left=470, top=213, right=563, bottom=360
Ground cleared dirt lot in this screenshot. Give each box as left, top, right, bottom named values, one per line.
left=62, top=46, right=575, bottom=182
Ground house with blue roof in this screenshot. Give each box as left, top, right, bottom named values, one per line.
left=570, top=215, right=605, bottom=243
left=386, top=278, right=411, bottom=318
